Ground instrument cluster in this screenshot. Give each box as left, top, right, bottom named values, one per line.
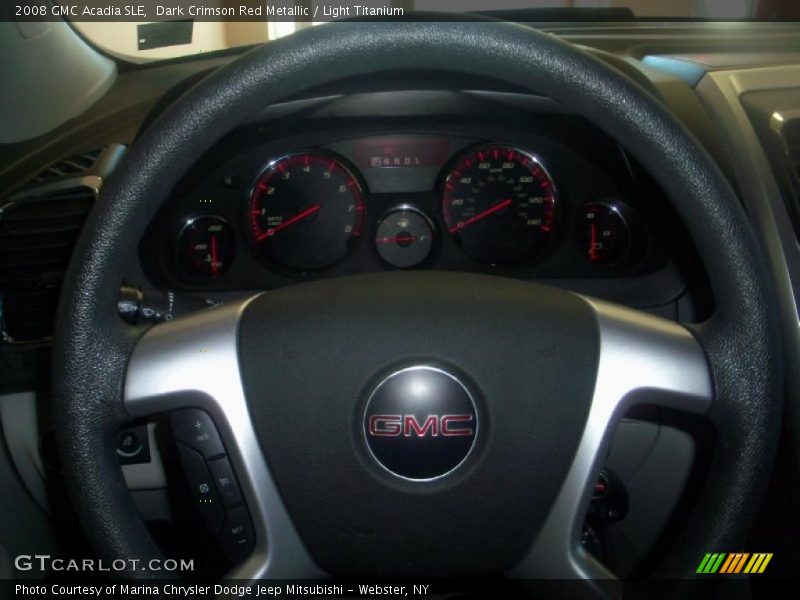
left=142, top=129, right=667, bottom=291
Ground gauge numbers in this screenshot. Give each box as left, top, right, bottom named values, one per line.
left=442, top=146, right=557, bottom=264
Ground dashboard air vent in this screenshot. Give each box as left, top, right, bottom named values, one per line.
left=0, top=144, right=126, bottom=343
left=0, top=187, right=95, bottom=343
left=31, top=148, right=103, bottom=185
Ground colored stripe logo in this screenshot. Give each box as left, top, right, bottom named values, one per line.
left=696, top=553, right=773, bottom=574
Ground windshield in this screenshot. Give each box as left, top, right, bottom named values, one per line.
left=69, top=0, right=800, bottom=63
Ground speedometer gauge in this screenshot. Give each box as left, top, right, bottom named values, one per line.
left=248, top=152, right=365, bottom=272
left=442, top=146, right=557, bottom=264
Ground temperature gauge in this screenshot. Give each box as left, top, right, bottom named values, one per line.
left=578, top=201, right=632, bottom=267
left=176, top=215, right=235, bottom=279
left=375, top=207, right=435, bottom=269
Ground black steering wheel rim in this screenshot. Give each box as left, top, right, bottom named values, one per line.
left=53, top=20, right=782, bottom=582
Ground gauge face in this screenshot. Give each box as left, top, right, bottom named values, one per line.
left=375, top=207, right=435, bottom=269
left=578, top=201, right=632, bottom=266
left=248, top=153, right=365, bottom=271
left=176, top=215, right=235, bottom=279
left=442, top=146, right=557, bottom=264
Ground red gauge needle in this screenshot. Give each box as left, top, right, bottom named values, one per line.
left=257, top=204, right=321, bottom=241
left=378, top=235, right=417, bottom=244
left=210, top=235, right=219, bottom=274
left=589, top=222, right=598, bottom=262
left=448, top=198, right=512, bottom=233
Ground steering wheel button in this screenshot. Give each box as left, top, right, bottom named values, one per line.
left=115, top=424, right=151, bottom=464
left=176, top=443, right=225, bottom=533
left=171, top=409, right=225, bottom=459
left=208, top=456, right=243, bottom=508
left=219, top=506, right=255, bottom=564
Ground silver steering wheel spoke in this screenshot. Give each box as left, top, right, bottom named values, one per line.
left=123, top=295, right=324, bottom=580
left=509, top=296, right=713, bottom=591
left=124, top=290, right=711, bottom=587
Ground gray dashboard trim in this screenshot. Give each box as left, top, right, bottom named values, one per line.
left=0, top=392, right=48, bottom=513
left=695, top=63, right=800, bottom=466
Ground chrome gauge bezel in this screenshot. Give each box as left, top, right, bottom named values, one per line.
left=245, top=151, right=367, bottom=275
left=439, top=144, right=560, bottom=266
left=578, top=198, right=635, bottom=269
left=174, top=213, right=236, bottom=281
left=373, top=203, right=438, bottom=269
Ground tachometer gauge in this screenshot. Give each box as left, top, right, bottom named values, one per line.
left=248, top=152, right=365, bottom=272
left=442, top=146, right=557, bottom=264
left=375, top=206, right=435, bottom=269
left=176, top=215, right=235, bottom=279
left=578, top=200, right=632, bottom=267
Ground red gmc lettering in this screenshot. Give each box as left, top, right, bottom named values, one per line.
left=368, top=414, right=474, bottom=437
left=404, top=415, right=438, bottom=436
left=441, top=414, right=474, bottom=436
left=369, top=414, right=401, bottom=436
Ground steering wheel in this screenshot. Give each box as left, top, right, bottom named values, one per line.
left=53, top=21, right=782, bottom=592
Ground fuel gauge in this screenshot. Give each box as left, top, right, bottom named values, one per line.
left=578, top=201, right=632, bottom=267
left=176, top=215, right=235, bottom=279
left=375, top=206, right=435, bottom=269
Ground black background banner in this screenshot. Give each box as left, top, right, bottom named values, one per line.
left=3, top=1, right=412, bottom=22
left=2, top=579, right=791, bottom=600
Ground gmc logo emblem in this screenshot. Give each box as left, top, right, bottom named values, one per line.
left=368, top=414, right=474, bottom=437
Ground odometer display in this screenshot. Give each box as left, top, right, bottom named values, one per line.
left=442, top=146, right=557, bottom=264
left=248, top=153, right=364, bottom=271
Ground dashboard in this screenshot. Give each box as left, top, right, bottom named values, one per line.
left=140, top=117, right=676, bottom=293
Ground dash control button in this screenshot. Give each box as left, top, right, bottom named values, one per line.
left=171, top=409, right=225, bottom=459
